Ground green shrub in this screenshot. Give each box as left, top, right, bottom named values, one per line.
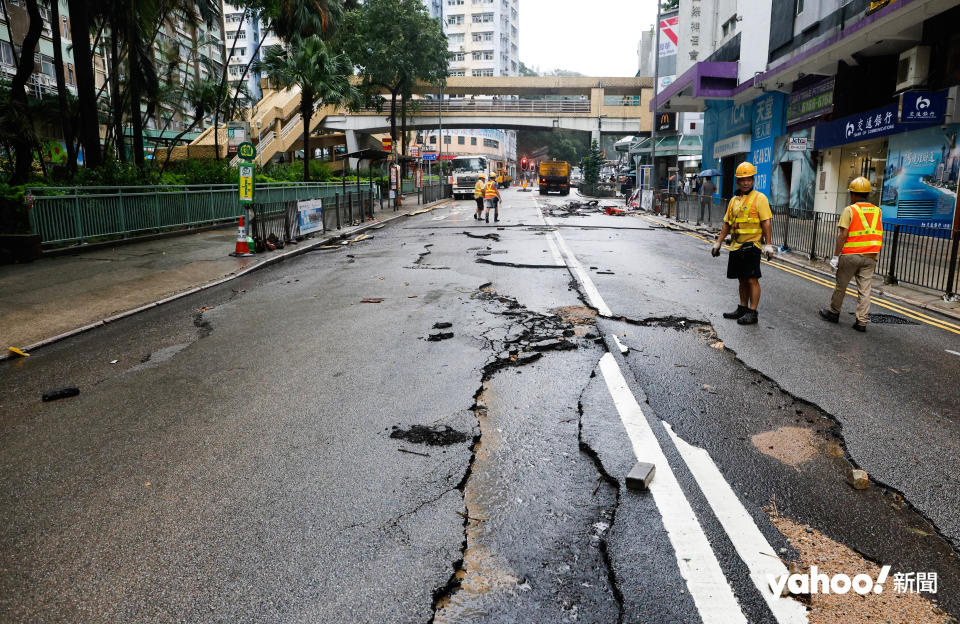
left=0, top=183, right=31, bottom=233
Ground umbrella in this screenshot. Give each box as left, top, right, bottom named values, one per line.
left=697, top=169, right=721, bottom=177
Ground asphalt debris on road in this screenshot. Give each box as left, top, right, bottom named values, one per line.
left=41, top=387, right=80, bottom=402
left=461, top=231, right=501, bottom=241
left=389, top=424, right=470, bottom=447
left=427, top=332, right=455, bottom=342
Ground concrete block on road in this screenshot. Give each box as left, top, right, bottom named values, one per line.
left=626, top=462, right=656, bottom=491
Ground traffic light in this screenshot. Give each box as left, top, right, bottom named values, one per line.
left=521, top=157, right=527, bottom=170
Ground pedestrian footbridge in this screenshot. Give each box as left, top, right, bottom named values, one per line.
left=173, top=76, right=652, bottom=165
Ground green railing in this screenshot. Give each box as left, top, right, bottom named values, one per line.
left=27, top=182, right=376, bottom=247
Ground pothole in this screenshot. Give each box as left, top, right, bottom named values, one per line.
left=389, top=425, right=470, bottom=446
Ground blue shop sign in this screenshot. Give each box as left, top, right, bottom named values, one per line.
left=901, top=90, right=946, bottom=124
left=815, top=102, right=940, bottom=150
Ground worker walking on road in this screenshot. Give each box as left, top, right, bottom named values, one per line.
left=484, top=174, right=501, bottom=223
left=819, top=177, right=883, bottom=332
left=473, top=174, right=486, bottom=221
left=711, top=162, right=777, bottom=326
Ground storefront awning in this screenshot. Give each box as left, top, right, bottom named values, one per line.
left=629, top=134, right=703, bottom=157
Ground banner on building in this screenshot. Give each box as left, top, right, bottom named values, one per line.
left=787, top=77, right=834, bottom=125
left=880, top=124, right=959, bottom=227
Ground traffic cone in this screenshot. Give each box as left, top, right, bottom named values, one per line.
left=230, top=216, right=254, bottom=257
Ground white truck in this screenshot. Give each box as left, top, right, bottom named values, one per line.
left=451, top=156, right=494, bottom=199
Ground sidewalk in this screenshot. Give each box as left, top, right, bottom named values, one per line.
left=0, top=190, right=449, bottom=358
left=640, top=211, right=960, bottom=323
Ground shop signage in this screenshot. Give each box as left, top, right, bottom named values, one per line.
left=867, top=0, right=892, bottom=14
left=750, top=92, right=786, bottom=197
left=713, top=133, right=751, bottom=160
left=726, top=102, right=753, bottom=137
left=788, top=137, right=808, bottom=151
left=382, top=138, right=392, bottom=152
left=901, top=90, right=946, bottom=123
left=297, top=199, right=323, bottom=235
left=787, top=77, right=834, bottom=125
left=815, top=103, right=901, bottom=149
left=657, top=112, right=677, bottom=132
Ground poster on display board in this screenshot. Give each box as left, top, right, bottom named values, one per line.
left=298, top=199, right=323, bottom=235
left=881, top=124, right=959, bottom=227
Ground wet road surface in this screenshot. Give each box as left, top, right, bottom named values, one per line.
left=1, top=186, right=958, bottom=623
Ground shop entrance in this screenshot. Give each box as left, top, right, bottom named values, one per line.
left=721, top=153, right=747, bottom=199
left=836, top=138, right=887, bottom=212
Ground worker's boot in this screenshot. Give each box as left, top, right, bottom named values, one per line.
left=723, top=304, right=749, bottom=320
left=818, top=309, right=839, bottom=323
left=485, top=213, right=489, bottom=223
left=494, top=211, right=499, bottom=222
left=852, top=320, right=867, bottom=332
left=737, top=309, right=759, bottom=325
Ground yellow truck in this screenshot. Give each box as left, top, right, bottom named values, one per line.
left=495, top=162, right=513, bottom=188
left=538, top=160, right=570, bottom=195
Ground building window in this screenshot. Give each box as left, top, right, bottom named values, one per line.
left=471, top=137, right=477, bottom=146
left=444, top=135, right=451, bottom=144
left=447, top=14, right=464, bottom=25
left=472, top=12, right=494, bottom=23
left=448, top=33, right=464, bottom=43
left=233, top=29, right=246, bottom=40
left=447, top=0, right=464, bottom=4
left=458, top=136, right=465, bottom=145
left=452, top=52, right=464, bottom=62
left=0, top=41, right=15, bottom=67
left=472, top=69, right=493, bottom=77
left=795, top=0, right=803, bottom=14
left=429, top=136, right=437, bottom=144
left=449, top=70, right=465, bottom=76
left=483, top=138, right=499, bottom=148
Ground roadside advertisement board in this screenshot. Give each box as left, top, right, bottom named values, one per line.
left=298, top=199, right=323, bottom=235
left=880, top=124, right=959, bottom=227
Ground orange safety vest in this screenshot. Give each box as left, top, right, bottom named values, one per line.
left=732, top=190, right=761, bottom=237
left=474, top=180, right=485, bottom=198
left=484, top=180, right=498, bottom=199
left=842, top=202, right=883, bottom=255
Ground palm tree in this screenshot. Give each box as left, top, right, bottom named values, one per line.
left=256, top=34, right=358, bottom=181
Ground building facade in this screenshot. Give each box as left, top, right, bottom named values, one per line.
left=656, top=0, right=960, bottom=230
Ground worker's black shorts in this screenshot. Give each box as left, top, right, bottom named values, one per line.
left=727, top=244, right=762, bottom=280
left=475, top=196, right=484, bottom=211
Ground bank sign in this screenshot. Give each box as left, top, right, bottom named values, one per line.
left=901, top=90, right=946, bottom=123
left=815, top=102, right=944, bottom=149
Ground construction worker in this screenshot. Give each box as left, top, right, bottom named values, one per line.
left=473, top=174, right=486, bottom=220
left=710, top=162, right=777, bottom=326
left=483, top=173, right=501, bottom=223
left=819, top=177, right=882, bottom=332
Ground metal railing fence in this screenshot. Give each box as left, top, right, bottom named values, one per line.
left=658, top=190, right=960, bottom=296
left=27, top=182, right=374, bottom=247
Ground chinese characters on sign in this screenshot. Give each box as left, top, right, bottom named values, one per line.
left=900, top=91, right=946, bottom=123
left=787, top=77, right=834, bottom=125
left=238, top=164, right=254, bottom=204
left=688, top=0, right=701, bottom=61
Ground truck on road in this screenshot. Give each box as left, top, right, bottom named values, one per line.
left=538, top=160, right=571, bottom=195
left=451, top=156, right=494, bottom=199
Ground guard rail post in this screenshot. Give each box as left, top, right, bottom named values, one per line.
left=809, top=211, right=820, bottom=261
left=782, top=210, right=790, bottom=250
left=886, top=225, right=901, bottom=285
left=945, top=229, right=960, bottom=299
left=335, top=193, right=341, bottom=230
left=73, top=193, right=84, bottom=244
left=154, top=188, right=161, bottom=232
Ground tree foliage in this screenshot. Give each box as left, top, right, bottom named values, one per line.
left=581, top=140, right=603, bottom=185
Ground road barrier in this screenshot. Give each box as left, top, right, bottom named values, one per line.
left=26, top=182, right=364, bottom=248
left=660, top=191, right=960, bottom=298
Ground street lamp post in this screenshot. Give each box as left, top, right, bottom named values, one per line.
left=651, top=3, right=662, bottom=193
left=256, top=119, right=262, bottom=166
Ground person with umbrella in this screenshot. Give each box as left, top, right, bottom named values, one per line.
left=698, top=169, right=718, bottom=221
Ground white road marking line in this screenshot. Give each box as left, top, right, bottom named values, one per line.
left=947, top=349, right=960, bottom=357
left=534, top=204, right=566, bottom=267
left=612, top=334, right=629, bottom=354
left=663, top=423, right=809, bottom=624
left=551, top=231, right=613, bottom=317
left=598, top=354, right=748, bottom=624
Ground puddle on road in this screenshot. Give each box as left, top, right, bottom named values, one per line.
left=751, top=426, right=821, bottom=469
left=770, top=515, right=953, bottom=624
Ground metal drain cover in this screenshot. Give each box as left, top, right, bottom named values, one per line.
left=866, top=313, right=919, bottom=325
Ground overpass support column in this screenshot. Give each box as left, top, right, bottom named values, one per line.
left=591, top=128, right=601, bottom=146
left=346, top=129, right=360, bottom=171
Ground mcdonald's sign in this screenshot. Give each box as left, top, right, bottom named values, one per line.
left=656, top=112, right=676, bottom=132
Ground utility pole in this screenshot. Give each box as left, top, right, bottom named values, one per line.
left=651, top=4, right=662, bottom=191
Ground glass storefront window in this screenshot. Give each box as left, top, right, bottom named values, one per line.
left=836, top=138, right=887, bottom=212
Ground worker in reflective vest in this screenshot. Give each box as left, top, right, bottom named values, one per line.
left=819, top=176, right=883, bottom=332
left=711, top=162, right=776, bottom=326
left=483, top=176, right=501, bottom=224
left=473, top=174, right=486, bottom=221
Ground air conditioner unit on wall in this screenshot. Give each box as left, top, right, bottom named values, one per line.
left=896, top=45, right=930, bottom=92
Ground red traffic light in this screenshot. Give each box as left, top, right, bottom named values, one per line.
left=521, top=158, right=527, bottom=166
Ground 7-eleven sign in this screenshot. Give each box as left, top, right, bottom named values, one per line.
left=659, top=16, right=679, bottom=54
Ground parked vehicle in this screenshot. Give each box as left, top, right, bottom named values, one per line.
left=570, top=167, right=583, bottom=186
left=619, top=169, right=636, bottom=195
left=450, top=156, right=494, bottom=199
left=538, top=160, right=571, bottom=195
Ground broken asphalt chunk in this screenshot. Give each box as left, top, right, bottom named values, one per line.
left=390, top=424, right=469, bottom=446
left=432, top=322, right=453, bottom=329
left=427, top=332, right=454, bottom=342
left=42, top=387, right=80, bottom=402
left=360, top=298, right=385, bottom=303
left=626, top=462, right=656, bottom=491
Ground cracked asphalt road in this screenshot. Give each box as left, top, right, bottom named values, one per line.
left=1, top=187, right=958, bottom=623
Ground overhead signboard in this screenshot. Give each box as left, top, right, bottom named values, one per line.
left=713, top=133, right=751, bottom=160
left=787, top=77, right=834, bottom=125
left=422, top=153, right=437, bottom=161
left=656, top=112, right=677, bottom=133
left=788, top=137, right=808, bottom=151
left=900, top=90, right=947, bottom=123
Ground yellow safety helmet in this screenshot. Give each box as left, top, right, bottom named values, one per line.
left=478, top=173, right=485, bottom=178
left=848, top=176, right=872, bottom=193
left=735, top=162, right=757, bottom=178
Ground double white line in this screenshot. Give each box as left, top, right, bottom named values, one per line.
left=542, top=205, right=807, bottom=624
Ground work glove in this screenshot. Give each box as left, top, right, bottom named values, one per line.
left=829, top=256, right=839, bottom=270
left=711, top=241, right=722, bottom=257
left=762, top=244, right=777, bottom=260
